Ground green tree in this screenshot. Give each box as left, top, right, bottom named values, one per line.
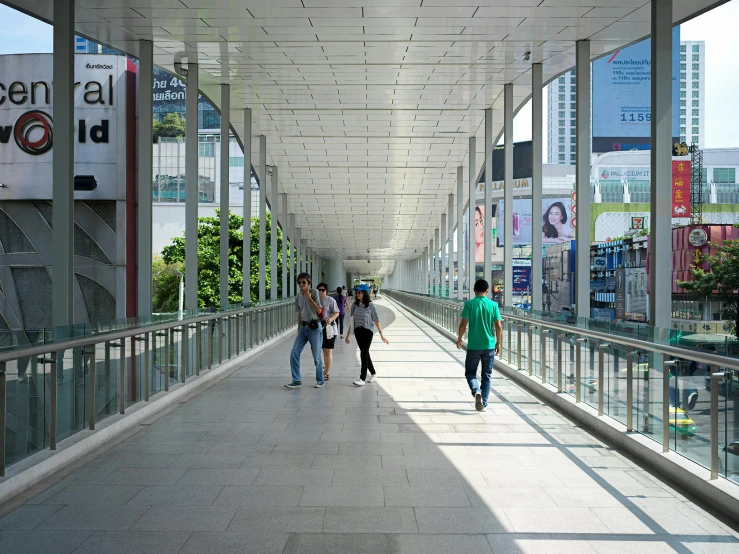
left=160, top=210, right=288, bottom=307
left=678, top=227, right=739, bottom=341
left=152, top=113, right=186, bottom=142
left=152, top=255, right=184, bottom=313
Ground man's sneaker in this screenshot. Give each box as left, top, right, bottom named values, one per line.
left=479, top=405, right=487, bottom=413
left=366, top=375, right=377, bottom=384
left=475, top=392, right=484, bottom=412
left=315, top=382, right=325, bottom=388
left=353, top=379, right=366, bottom=386
left=284, top=381, right=302, bottom=389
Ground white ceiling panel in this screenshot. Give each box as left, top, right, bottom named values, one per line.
left=7, top=0, right=723, bottom=264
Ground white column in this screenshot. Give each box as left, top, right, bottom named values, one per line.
left=243, top=109, right=252, bottom=305
left=136, top=39, right=153, bottom=317
left=448, top=193, right=454, bottom=298
left=219, top=84, right=230, bottom=308
left=185, top=62, right=199, bottom=310
left=440, top=213, right=447, bottom=297
left=650, top=0, right=673, bottom=330
left=468, top=137, right=476, bottom=297
left=457, top=166, right=464, bottom=300
left=296, top=231, right=302, bottom=278
left=531, top=63, right=544, bottom=312
left=258, top=138, right=266, bottom=303
left=52, top=0, right=75, bottom=326
left=270, top=166, right=278, bottom=300
left=484, top=108, right=493, bottom=290
left=289, top=215, right=295, bottom=296
left=281, top=193, right=288, bottom=299
left=575, top=40, right=591, bottom=318
left=503, top=84, right=514, bottom=308
left=434, top=229, right=440, bottom=296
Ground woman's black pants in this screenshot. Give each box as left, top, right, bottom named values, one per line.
left=355, top=326, right=376, bottom=380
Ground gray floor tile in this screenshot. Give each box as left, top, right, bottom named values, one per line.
left=254, top=468, right=333, bottom=486
left=227, top=506, right=325, bottom=532
left=331, top=468, right=408, bottom=486
left=42, top=484, right=143, bottom=506
left=486, top=534, right=598, bottom=553
left=465, top=487, right=557, bottom=508
left=384, top=486, right=471, bottom=507
left=36, top=505, right=150, bottom=531
left=242, top=454, right=315, bottom=469
left=132, top=506, right=238, bottom=531
left=312, top=454, right=383, bottom=469
left=87, top=453, right=180, bottom=468
left=73, top=531, right=190, bottom=553
left=169, top=453, right=248, bottom=469
left=414, top=507, right=512, bottom=534
left=271, top=443, right=340, bottom=455
left=0, top=505, right=62, bottom=531
left=100, top=468, right=188, bottom=486
left=502, top=507, right=611, bottom=534
left=127, top=485, right=223, bottom=505
left=323, top=507, right=418, bottom=533
left=299, top=486, right=385, bottom=506
left=391, top=534, right=494, bottom=554
left=0, top=530, right=92, bottom=553
left=282, top=533, right=391, bottom=554
left=213, top=485, right=304, bottom=507
left=381, top=454, right=453, bottom=470
left=176, top=468, right=261, bottom=486
left=180, top=531, right=289, bottom=554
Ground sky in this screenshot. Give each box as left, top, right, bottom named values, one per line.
left=0, top=1, right=736, bottom=150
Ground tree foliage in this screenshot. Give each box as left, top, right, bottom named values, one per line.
left=152, top=113, right=186, bottom=142
left=677, top=228, right=739, bottom=340
left=159, top=210, right=288, bottom=309
left=152, top=255, right=184, bottom=313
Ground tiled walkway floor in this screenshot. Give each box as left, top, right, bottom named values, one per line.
left=1, top=298, right=738, bottom=553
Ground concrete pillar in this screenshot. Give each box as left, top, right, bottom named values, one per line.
left=448, top=193, right=454, bottom=298
left=52, top=0, right=75, bottom=327
left=457, top=166, right=464, bottom=300
left=289, top=215, right=295, bottom=297
left=575, top=40, right=591, bottom=317
left=258, top=138, right=266, bottom=303
left=242, top=109, right=252, bottom=305
left=185, top=62, right=199, bottom=310
left=468, top=137, right=476, bottom=298
left=484, top=108, right=493, bottom=291
left=650, top=0, right=673, bottom=329
left=281, top=193, right=288, bottom=299
left=136, top=39, right=153, bottom=317
left=219, top=84, right=230, bottom=308
left=440, top=214, right=447, bottom=297
left=270, top=166, right=278, bottom=300
left=531, top=63, right=544, bottom=312
left=433, top=229, right=440, bottom=296
left=504, top=85, right=514, bottom=308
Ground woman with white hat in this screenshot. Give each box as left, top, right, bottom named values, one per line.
left=345, top=284, right=389, bottom=386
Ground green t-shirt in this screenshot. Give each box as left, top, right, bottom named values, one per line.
left=461, top=296, right=501, bottom=351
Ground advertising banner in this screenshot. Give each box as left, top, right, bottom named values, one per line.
left=153, top=66, right=210, bottom=119
left=498, top=197, right=573, bottom=247
left=0, top=54, right=128, bottom=200
left=512, top=260, right=531, bottom=293
left=592, top=27, right=680, bottom=152
left=615, top=267, right=626, bottom=320
left=592, top=308, right=616, bottom=321
left=671, top=160, right=691, bottom=217
left=473, top=205, right=498, bottom=263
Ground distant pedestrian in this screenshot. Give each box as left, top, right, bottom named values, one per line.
left=456, top=279, right=502, bottom=412
left=286, top=272, right=325, bottom=389
left=346, top=284, right=388, bottom=386
left=317, top=283, right=340, bottom=381
left=332, top=286, right=350, bottom=338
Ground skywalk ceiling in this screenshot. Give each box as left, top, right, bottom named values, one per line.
left=9, top=0, right=721, bottom=262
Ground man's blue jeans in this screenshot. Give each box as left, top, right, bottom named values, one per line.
left=290, top=324, right=324, bottom=384
left=465, top=349, right=495, bottom=407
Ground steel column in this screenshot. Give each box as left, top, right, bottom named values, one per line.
left=440, top=214, right=447, bottom=297
left=258, top=137, right=267, bottom=303
left=456, top=166, right=464, bottom=299
left=468, top=136, right=476, bottom=297
left=282, top=193, right=288, bottom=298
left=531, top=64, right=544, bottom=312
left=185, top=62, right=199, bottom=310
left=220, top=84, right=230, bottom=308
left=243, top=109, right=252, bottom=305
left=484, top=108, right=493, bottom=289
left=503, top=85, right=514, bottom=308
left=575, top=40, right=591, bottom=318
left=271, top=166, right=279, bottom=300
left=137, top=39, right=154, bottom=317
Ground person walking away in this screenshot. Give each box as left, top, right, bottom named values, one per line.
left=456, top=279, right=502, bottom=411
left=332, top=287, right=350, bottom=338
left=318, top=283, right=340, bottom=380
left=286, top=272, right=325, bottom=389
left=345, top=284, right=389, bottom=386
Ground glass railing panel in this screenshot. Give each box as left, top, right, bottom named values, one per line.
left=719, top=375, right=738, bottom=484
left=673, top=359, right=712, bottom=473
left=605, top=344, right=628, bottom=426
left=4, top=356, right=48, bottom=466
left=95, top=340, right=122, bottom=425
left=56, top=347, right=86, bottom=443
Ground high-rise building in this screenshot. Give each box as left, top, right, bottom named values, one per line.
left=679, top=41, right=705, bottom=149
left=547, top=40, right=705, bottom=163
left=74, top=36, right=120, bottom=55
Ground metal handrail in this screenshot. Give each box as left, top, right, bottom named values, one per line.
left=385, top=289, right=737, bottom=484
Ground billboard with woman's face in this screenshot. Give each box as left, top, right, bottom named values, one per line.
left=498, top=198, right=573, bottom=246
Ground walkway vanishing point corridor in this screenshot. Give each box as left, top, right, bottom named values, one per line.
left=0, top=298, right=737, bottom=553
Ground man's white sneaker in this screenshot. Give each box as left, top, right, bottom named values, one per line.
left=475, top=392, right=484, bottom=412
left=353, top=379, right=366, bottom=386
left=367, top=375, right=377, bottom=384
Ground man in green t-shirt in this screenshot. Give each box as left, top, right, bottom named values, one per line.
left=456, top=279, right=503, bottom=412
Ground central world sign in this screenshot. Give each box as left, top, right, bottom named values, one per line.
left=0, top=53, right=130, bottom=200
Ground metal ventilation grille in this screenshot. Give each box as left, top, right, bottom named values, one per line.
left=74, top=225, right=113, bottom=266
left=0, top=209, right=36, bottom=253
left=76, top=273, right=115, bottom=329
left=10, top=266, right=52, bottom=331
left=33, top=201, right=53, bottom=229
left=84, top=201, right=117, bottom=232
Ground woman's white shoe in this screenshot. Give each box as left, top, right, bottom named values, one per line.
left=366, top=375, right=377, bottom=384
left=352, top=379, right=366, bottom=386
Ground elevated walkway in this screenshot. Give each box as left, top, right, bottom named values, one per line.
left=0, top=298, right=737, bottom=553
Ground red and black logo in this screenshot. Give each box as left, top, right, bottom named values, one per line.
left=13, top=110, right=53, bottom=155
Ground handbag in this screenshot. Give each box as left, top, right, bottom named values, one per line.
left=325, top=322, right=335, bottom=340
